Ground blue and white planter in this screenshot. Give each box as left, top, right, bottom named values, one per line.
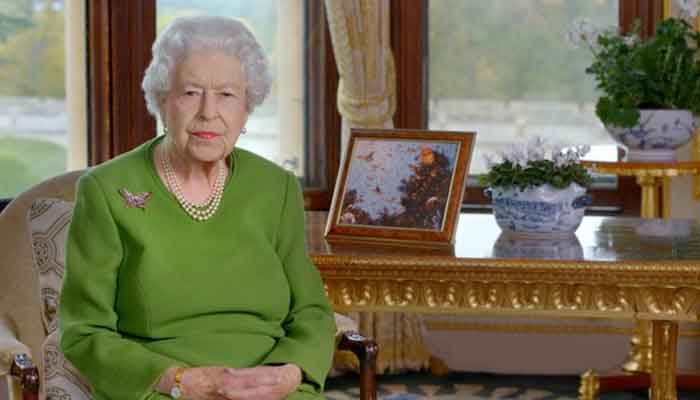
left=486, top=183, right=591, bottom=236
left=605, top=109, right=696, bottom=162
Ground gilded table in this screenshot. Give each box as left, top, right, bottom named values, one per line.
left=582, top=160, right=700, bottom=219
left=583, top=160, right=700, bottom=397
left=306, top=211, right=700, bottom=400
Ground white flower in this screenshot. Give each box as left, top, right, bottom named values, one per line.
left=553, top=154, right=568, bottom=168
left=526, top=136, right=546, bottom=161
left=577, top=145, right=591, bottom=159
left=497, top=144, right=517, bottom=164
left=622, top=34, right=640, bottom=46
left=551, top=143, right=565, bottom=159
left=514, top=154, right=529, bottom=168
left=676, top=0, right=699, bottom=19
left=485, top=137, right=588, bottom=171
left=568, top=149, right=580, bottom=163
left=567, top=17, right=603, bottom=50
left=502, top=144, right=529, bottom=168
left=483, top=153, right=498, bottom=169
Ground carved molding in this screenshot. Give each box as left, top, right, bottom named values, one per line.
left=314, top=255, right=700, bottom=287
left=323, top=277, right=700, bottom=320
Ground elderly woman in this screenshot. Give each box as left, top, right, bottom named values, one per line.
left=59, top=16, right=336, bottom=400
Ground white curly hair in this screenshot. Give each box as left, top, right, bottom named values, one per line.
left=142, top=16, right=272, bottom=118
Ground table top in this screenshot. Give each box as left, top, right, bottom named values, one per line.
left=306, top=211, right=700, bottom=263
left=306, top=211, right=700, bottom=319
left=582, top=160, right=700, bottom=177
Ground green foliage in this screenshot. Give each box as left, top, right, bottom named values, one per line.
left=479, top=159, right=592, bottom=191
left=587, top=18, right=700, bottom=127
left=0, top=14, right=32, bottom=42
left=0, top=0, right=33, bottom=42
left=0, top=137, right=66, bottom=197
left=428, top=0, right=617, bottom=102
left=0, top=1, right=65, bottom=98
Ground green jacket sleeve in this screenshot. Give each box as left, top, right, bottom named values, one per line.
left=59, top=173, right=184, bottom=400
left=262, top=172, right=336, bottom=392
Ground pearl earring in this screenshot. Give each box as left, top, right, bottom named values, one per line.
left=241, top=127, right=247, bottom=135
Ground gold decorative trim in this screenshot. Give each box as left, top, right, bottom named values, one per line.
left=314, top=254, right=700, bottom=284
left=579, top=370, right=600, bottom=400
left=651, top=321, right=679, bottom=398
left=662, top=0, right=672, bottom=19
left=423, top=320, right=700, bottom=338
left=317, top=256, right=700, bottom=319
left=662, top=176, right=672, bottom=218
left=424, top=321, right=635, bottom=336
left=584, top=164, right=700, bottom=178
left=323, top=281, right=700, bottom=320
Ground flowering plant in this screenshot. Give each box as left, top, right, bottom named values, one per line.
left=568, top=0, right=700, bottom=128
left=479, top=137, right=592, bottom=191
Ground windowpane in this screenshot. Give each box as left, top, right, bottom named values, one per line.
left=156, top=0, right=312, bottom=182
left=427, top=0, right=619, bottom=184
left=0, top=0, right=83, bottom=197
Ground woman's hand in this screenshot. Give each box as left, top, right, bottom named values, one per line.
left=158, top=364, right=301, bottom=400
left=157, top=366, right=255, bottom=400
left=217, top=364, right=302, bottom=400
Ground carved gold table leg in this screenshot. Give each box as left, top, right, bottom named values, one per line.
left=622, top=320, right=653, bottom=373
left=636, top=175, right=660, bottom=219
left=579, top=370, right=600, bottom=400
left=662, top=177, right=671, bottom=219
left=650, top=320, right=679, bottom=400
left=623, top=176, right=659, bottom=376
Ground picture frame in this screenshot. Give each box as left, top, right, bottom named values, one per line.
left=325, top=128, right=475, bottom=247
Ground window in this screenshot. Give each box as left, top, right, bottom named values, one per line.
left=427, top=0, right=619, bottom=178
left=390, top=0, right=653, bottom=214
left=90, top=1, right=656, bottom=213
left=155, top=1, right=302, bottom=177
left=0, top=0, right=87, bottom=197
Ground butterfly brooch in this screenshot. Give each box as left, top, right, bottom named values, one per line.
left=118, top=188, right=153, bottom=209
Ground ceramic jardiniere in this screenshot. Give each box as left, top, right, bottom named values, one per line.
left=605, top=110, right=696, bottom=162
left=487, top=183, right=591, bottom=236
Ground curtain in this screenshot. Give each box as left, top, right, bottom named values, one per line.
left=324, top=0, right=431, bottom=374
left=325, top=0, right=396, bottom=154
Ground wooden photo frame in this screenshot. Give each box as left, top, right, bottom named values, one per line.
left=325, top=129, right=475, bottom=247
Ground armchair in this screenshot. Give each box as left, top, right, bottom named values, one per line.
left=0, top=170, right=377, bottom=400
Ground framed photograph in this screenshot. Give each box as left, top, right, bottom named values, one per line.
left=325, top=128, right=475, bottom=247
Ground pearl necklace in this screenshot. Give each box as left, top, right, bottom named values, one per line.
left=160, top=144, right=226, bottom=221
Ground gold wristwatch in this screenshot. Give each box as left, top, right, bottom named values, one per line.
left=170, top=368, right=185, bottom=399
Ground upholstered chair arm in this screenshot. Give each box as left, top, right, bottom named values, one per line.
left=0, top=317, right=39, bottom=400
left=338, top=331, right=378, bottom=400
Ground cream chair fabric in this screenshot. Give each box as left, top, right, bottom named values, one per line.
left=41, top=330, right=91, bottom=399
left=29, top=199, right=72, bottom=335
left=0, top=170, right=84, bottom=400
left=28, top=198, right=91, bottom=399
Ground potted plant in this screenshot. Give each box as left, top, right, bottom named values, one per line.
left=481, top=137, right=592, bottom=236
left=569, top=1, right=700, bottom=161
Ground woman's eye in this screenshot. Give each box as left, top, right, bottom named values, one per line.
left=221, top=92, right=236, bottom=98
left=184, top=90, right=200, bottom=97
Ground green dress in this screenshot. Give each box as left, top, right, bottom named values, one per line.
left=59, top=137, right=336, bottom=399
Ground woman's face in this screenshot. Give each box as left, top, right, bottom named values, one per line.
left=161, top=50, right=248, bottom=164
